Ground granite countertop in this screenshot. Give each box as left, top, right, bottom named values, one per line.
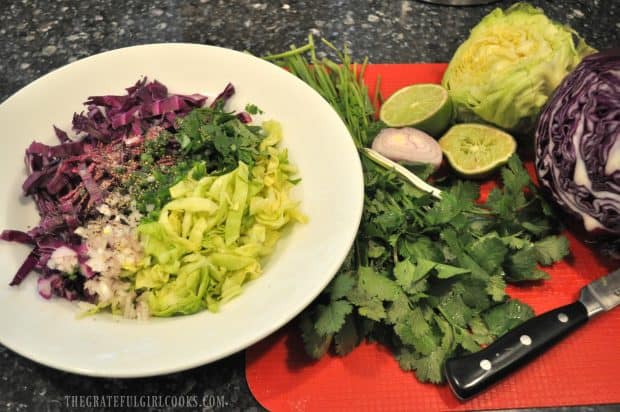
left=0, top=1, right=618, bottom=411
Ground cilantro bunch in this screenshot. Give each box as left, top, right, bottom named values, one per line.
left=301, top=155, right=568, bottom=383
left=265, top=36, right=569, bottom=384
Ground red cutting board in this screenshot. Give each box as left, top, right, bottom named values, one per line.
left=245, top=64, right=620, bottom=411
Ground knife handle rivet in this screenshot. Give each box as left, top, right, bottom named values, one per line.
left=520, top=334, right=532, bottom=346
left=558, top=313, right=569, bottom=323
left=479, top=359, right=492, bottom=371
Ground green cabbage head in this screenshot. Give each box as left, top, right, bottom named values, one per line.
left=442, top=3, right=596, bottom=134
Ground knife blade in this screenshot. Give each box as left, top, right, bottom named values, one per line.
left=444, top=267, right=620, bottom=400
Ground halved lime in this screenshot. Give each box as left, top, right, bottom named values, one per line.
left=438, top=123, right=517, bottom=178
left=379, top=83, right=453, bottom=137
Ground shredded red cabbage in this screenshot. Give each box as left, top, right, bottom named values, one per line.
left=2, top=78, right=210, bottom=294
left=74, top=78, right=207, bottom=142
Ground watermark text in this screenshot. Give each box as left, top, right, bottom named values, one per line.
left=63, top=394, right=226, bottom=409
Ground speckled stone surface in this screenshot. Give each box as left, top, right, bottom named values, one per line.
left=1, top=0, right=619, bottom=102
left=0, top=1, right=618, bottom=411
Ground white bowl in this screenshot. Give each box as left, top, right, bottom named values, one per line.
left=0, top=43, right=363, bottom=377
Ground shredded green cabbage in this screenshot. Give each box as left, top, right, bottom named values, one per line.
left=133, top=120, right=307, bottom=316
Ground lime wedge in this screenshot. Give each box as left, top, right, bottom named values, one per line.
left=438, top=123, right=517, bottom=178
left=379, top=84, right=453, bottom=137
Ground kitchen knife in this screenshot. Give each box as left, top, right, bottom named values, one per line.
left=444, top=267, right=620, bottom=400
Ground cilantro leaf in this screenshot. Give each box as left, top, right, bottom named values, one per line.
left=534, top=235, right=570, bottom=265
left=426, top=181, right=478, bottom=226
left=449, top=180, right=480, bottom=204
left=458, top=329, right=481, bottom=353
left=372, top=209, right=405, bottom=236
left=394, top=259, right=417, bottom=288
left=483, top=299, right=535, bottom=337
left=407, top=278, right=430, bottom=297
left=501, top=154, right=531, bottom=194
left=399, top=236, right=443, bottom=262
left=403, top=329, right=437, bottom=356
left=434, top=263, right=471, bottom=279
left=358, top=266, right=401, bottom=301
left=334, top=315, right=359, bottom=355
left=486, top=275, right=507, bottom=302
left=210, top=125, right=233, bottom=156
left=367, top=240, right=387, bottom=258
left=469, top=235, right=508, bottom=274
left=506, top=247, right=550, bottom=282
left=469, top=316, right=494, bottom=345
left=394, top=306, right=434, bottom=354
left=485, top=187, right=512, bottom=219
left=244, top=103, right=263, bottom=115
left=394, top=258, right=435, bottom=291
left=458, top=280, right=492, bottom=312
left=435, top=316, right=455, bottom=352
left=437, top=289, right=472, bottom=328
left=396, top=347, right=418, bottom=372
left=300, top=312, right=332, bottom=359
left=358, top=302, right=387, bottom=321
left=410, top=306, right=432, bottom=338
left=386, top=295, right=412, bottom=325
left=425, top=192, right=460, bottom=225
left=415, top=258, right=437, bottom=279
left=348, top=287, right=386, bottom=321
left=177, top=110, right=202, bottom=143
left=522, top=218, right=552, bottom=236
left=412, top=349, right=447, bottom=383
left=315, top=300, right=353, bottom=336
left=500, top=233, right=532, bottom=250
left=329, top=272, right=356, bottom=300
left=441, top=229, right=489, bottom=280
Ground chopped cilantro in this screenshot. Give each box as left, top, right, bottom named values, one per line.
left=123, top=104, right=266, bottom=221
left=244, top=103, right=263, bottom=115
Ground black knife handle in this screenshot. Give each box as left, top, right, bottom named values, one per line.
left=444, top=301, right=589, bottom=400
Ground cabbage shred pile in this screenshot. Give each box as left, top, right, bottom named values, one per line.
left=132, top=121, right=306, bottom=316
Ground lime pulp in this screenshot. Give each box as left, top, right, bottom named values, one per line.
left=438, top=123, right=517, bottom=177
